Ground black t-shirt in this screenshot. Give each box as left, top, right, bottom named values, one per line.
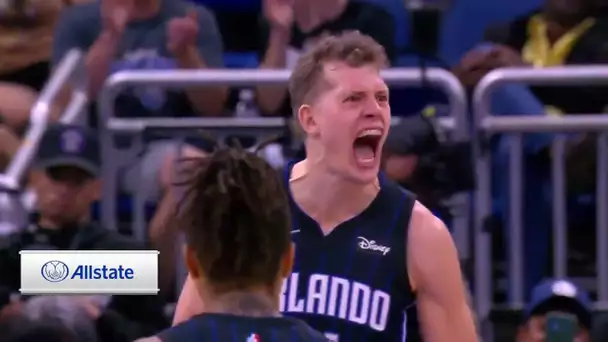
left=257, top=0, right=397, bottom=116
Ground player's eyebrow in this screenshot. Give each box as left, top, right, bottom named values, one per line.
left=342, top=89, right=388, bottom=97
left=345, top=90, right=366, bottom=97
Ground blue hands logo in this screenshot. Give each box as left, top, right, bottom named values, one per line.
left=40, top=261, right=70, bottom=283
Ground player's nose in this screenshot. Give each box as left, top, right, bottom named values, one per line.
left=361, top=97, right=382, bottom=118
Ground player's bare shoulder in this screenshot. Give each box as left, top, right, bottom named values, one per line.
left=409, top=201, right=448, bottom=235
left=406, top=201, right=454, bottom=289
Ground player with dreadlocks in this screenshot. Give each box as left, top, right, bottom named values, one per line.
left=136, top=144, right=328, bottom=342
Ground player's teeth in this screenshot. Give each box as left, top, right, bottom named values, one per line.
left=358, top=129, right=382, bottom=137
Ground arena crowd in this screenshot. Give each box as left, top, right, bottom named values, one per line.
left=0, top=0, right=606, bottom=341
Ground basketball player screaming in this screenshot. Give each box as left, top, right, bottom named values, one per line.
left=174, top=31, right=478, bottom=342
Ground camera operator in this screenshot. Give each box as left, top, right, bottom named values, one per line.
left=0, top=124, right=168, bottom=342
left=382, top=112, right=474, bottom=220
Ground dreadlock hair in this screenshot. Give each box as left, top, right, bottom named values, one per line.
left=176, top=141, right=292, bottom=292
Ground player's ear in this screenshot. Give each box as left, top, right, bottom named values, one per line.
left=297, top=104, right=319, bottom=137
left=184, top=246, right=201, bottom=279
left=280, top=242, right=295, bottom=278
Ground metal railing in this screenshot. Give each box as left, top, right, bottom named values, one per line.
left=0, top=49, right=88, bottom=232
left=0, top=49, right=87, bottom=192
left=97, top=67, right=469, bottom=292
left=473, top=66, right=608, bottom=340
left=98, top=68, right=469, bottom=239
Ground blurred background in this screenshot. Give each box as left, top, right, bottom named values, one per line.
left=0, top=0, right=607, bottom=341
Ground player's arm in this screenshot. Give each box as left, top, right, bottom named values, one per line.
left=408, top=202, right=478, bottom=342
left=172, top=275, right=204, bottom=325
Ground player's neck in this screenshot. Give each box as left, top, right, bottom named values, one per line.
left=291, top=160, right=379, bottom=227
left=201, top=290, right=280, bottom=318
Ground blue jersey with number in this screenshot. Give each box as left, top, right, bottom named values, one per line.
left=281, top=162, right=419, bottom=341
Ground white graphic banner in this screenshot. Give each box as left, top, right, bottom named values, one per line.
left=20, top=250, right=159, bottom=295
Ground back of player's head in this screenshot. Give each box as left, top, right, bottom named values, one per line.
left=288, top=31, right=389, bottom=115
left=177, top=145, right=292, bottom=292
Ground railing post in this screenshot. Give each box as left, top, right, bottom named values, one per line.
left=473, top=66, right=608, bottom=339
left=0, top=49, right=88, bottom=234
left=0, top=49, right=86, bottom=191
left=596, top=133, right=608, bottom=306
left=472, top=70, right=495, bottom=341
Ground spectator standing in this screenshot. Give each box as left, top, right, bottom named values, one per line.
left=51, top=0, right=229, bottom=294
left=255, top=0, right=397, bottom=116
left=0, top=125, right=168, bottom=342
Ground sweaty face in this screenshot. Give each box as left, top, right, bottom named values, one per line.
left=302, top=62, right=390, bottom=183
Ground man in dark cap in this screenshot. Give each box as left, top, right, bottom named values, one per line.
left=0, top=124, right=168, bottom=342
left=30, top=124, right=102, bottom=228
left=517, top=279, right=592, bottom=342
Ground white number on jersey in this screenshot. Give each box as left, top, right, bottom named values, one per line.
left=324, top=332, right=339, bottom=341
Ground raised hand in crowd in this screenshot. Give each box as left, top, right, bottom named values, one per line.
left=485, top=44, right=528, bottom=68
left=101, top=0, right=134, bottom=37
left=453, top=47, right=495, bottom=88
left=166, top=9, right=200, bottom=58
left=264, top=0, right=294, bottom=32
left=454, top=44, right=529, bottom=87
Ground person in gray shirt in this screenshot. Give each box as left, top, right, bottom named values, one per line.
left=52, top=0, right=228, bottom=294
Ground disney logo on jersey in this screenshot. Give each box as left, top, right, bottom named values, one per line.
left=357, top=237, right=391, bottom=255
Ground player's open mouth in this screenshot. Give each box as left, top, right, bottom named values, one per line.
left=353, top=128, right=382, bottom=167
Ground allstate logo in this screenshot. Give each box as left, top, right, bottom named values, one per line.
left=40, top=261, right=70, bottom=283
